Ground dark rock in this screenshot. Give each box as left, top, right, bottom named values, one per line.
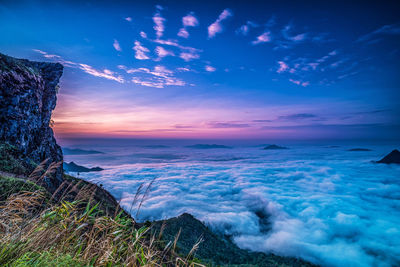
left=377, top=149, right=400, bottom=164
left=151, top=213, right=317, bottom=266
left=186, top=144, right=232, bottom=149
left=63, top=161, right=104, bottom=172
left=0, top=53, right=63, bottom=191
left=347, top=148, right=372, bottom=151
left=263, top=144, right=288, bottom=150
left=62, top=147, right=104, bottom=155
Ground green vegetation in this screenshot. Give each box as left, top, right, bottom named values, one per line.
left=0, top=163, right=204, bottom=267
left=0, top=175, right=46, bottom=201
left=0, top=143, right=29, bottom=175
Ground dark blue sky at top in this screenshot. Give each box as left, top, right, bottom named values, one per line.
left=0, top=0, right=399, bottom=140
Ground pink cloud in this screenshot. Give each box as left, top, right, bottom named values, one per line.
left=252, top=32, right=271, bottom=45
left=133, top=41, right=150, bottom=60
left=180, top=51, right=200, bottom=61
left=177, top=14, right=199, bottom=38
left=140, top=31, right=147, bottom=38
left=153, top=11, right=165, bottom=39
left=123, top=65, right=186, bottom=88
left=208, top=9, right=233, bottom=39
left=177, top=28, right=189, bottom=38
left=289, top=79, right=309, bottom=87
left=205, top=65, right=216, bottom=72
left=182, top=13, right=199, bottom=27
left=125, top=17, right=132, bottom=22
left=277, top=61, right=289, bottom=73
left=155, top=46, right=174, bottom=59
left=113, top=39, right=122, bottom=52
left=79, top=64, right=124, bottom=83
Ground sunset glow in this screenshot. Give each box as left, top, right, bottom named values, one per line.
left=1, top=1, right=399, bottom=140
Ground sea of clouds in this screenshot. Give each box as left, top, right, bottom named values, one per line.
left=65, top=144, right=400, bottom=267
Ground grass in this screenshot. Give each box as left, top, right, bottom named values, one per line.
left=0, top=163, right=205, bottom=267
left=0, top=143, right=29, bottom=175
left=0, top=175, right=47, bottom=201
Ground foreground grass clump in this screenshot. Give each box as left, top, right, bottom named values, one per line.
left=0, top=175, right=47, bottom=201
left=0, top=190, right=202, bottom=266
left=0, top=165, right=204, bottom=267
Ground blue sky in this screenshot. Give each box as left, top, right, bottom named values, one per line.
left=1, top=0, right=399, bottom=140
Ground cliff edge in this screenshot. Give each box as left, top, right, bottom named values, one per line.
left=0, top=53, right=63, bottom=190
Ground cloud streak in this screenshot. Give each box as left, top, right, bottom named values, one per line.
left=133, top=41, right=150, bottom=60
left=207, top=121, right=250, bottom=128
left=357, top=23, right=400, bottom=42
left=119, top=65, right=185, bottom=88
left=208, top=9, right=233, bottom=39
left=153, top=7, right=166, bottom=39
left=79, top=64, right=124, bottom=83
left=33, top=49, right=124, bottom=83
left=252, top=32, right=271, bottom=45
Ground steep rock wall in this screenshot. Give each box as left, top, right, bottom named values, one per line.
left=0, top=53, right=63, bottom=190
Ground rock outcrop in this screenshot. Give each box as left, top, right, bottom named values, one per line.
left=263, top=144, right=288, bottom=150
left=377, top=149, right=400, bottom=164
left=63, top=161, right=104, bottom=172
left=0, top=53, right=63, bottom=190
left=347, top=148, right=372, bottom=151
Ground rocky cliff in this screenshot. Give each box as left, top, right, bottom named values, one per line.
left=0, top=53, right=63, bottom=190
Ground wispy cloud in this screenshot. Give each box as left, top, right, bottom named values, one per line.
left=79, top=64, right=124, bottom=83
left=357, top=23, right=400, bottom=42
left=289, top=79, right=309, bottom=87
left=278, top=113, right=317, bottom=121
left=282, top=24, right=307, bottom=42
left=174, top=124, right=195, bottom=129
left=155, top=46, right=174, bottom=60
left=177, top=28, right=189, bottom=38
left=178, top=12, right=199, bottom=38
left=277, top=61, right=289, bottom=73
left=205, top=65, right=216, bottom=72
left=119, top=65, right=185, bottom=88
left=150, top=38, right=202, bottom=61
left=180, top=51, right=200, bottom=61
left=140, top=31, right=147, bottom=38
left=208, top=9, right=233, bottom=39
left=290, top=33, right=307, bottom=42
left=236, top=21, right=258, bottom=36
left=113, top=39, right=122, bottom=52
left=33, top=49, right=124, bottom=83
left=207, top=121, right=250, bottom=128
left=252, top=32, right=271, bottom=45
left=153, top=6, right=166, bottom=39
left=253, top=119, right=273, bottom=123
left=124, top=17, right=132, bottom=22
left=32, top=49, right=76, bottom=67
left=133, top=41, right=150, bottom=60
left=176, top=67, right=192, bottom=72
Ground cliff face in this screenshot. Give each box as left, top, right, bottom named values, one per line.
left=0, top=53, right=63, bottom=190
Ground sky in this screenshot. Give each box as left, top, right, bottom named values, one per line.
left=1, top=0, right=400, bottom=140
